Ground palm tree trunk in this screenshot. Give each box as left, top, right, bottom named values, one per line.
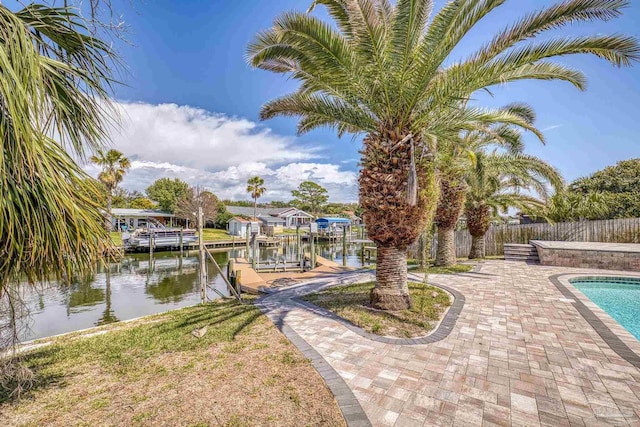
left=435, top=227, right=456, bottom=266
left=433, top=179, right=466, bottom=267
left=370, top=246, right=411, bottom=310
left=359, top=130, right=438, bottom=311
left=469, top=235, right=485, bottom=259
left=466, top=204, right=491, bottom=260
left=106, top=193, right=113, bottom=232
left=253, top=197, right=257, bottom=220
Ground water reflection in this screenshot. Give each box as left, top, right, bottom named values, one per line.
left=16, top=251, right=231, bottom=341
left=67, top=278, right=105, bottom=313
left=145, top=271, right=199, bottom=304
left=15, top=240, right=372, bottom=341
left=97, top=270, right=118, bottom=326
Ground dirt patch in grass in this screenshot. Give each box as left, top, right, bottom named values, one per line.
left=1, top=299, right=345, bottom=427
left=302, top=282, right=451, bottom=338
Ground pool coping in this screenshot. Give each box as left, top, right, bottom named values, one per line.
left=549, top=273, right=640, bottom=368
left=532, top=240, right=640, bottom=254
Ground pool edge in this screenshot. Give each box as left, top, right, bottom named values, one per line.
left=549, top=273, right=640, bottom=368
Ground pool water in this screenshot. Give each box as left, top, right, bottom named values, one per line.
left=571, top=277, right=640, bottom=340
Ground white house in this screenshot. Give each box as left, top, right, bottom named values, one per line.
left=227, top=217, right=261, bottom=237
left=259, top=215, right=286, bottom=228
left=275, top=207, right=315, bottom=227
left=225, top=206, right=314, bottom=227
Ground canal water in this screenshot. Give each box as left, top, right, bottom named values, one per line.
left=12, top=240, right=373, bottom=341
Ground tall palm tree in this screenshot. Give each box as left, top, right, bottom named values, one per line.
left=246, top=176, right=266, bottom=220
left=434, top=104, right=534, bottom=267
left=247, top=0, right=638, bottom=310
left=1, top=4, right=120, bottom=296
left=91, top=149, right=131, bottom=231
left=465, top=152, right=563, bottom=258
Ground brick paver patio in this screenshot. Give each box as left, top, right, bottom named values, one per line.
left=258, top=261, right=640, bottom=426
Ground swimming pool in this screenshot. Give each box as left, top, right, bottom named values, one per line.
left=570, top=276, right=640, bottom=341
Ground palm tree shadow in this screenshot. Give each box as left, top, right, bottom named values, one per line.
left=0, top=347, right=66, bottom=405
left=0, top=301, right=262, bottom=405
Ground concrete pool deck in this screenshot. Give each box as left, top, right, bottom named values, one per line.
left=258, top=261, right=640, bottom=426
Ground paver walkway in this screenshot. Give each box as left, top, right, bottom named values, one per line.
left=258, top=261, right=640, bottom=426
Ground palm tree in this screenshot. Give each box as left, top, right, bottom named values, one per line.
left=1, top=4, right=120, bottom=296
left=434, top=104, right=534, bottom=267
left=464, top=152, right=563, bottom=259
left=246, top=176, right=266, bottom=219
left=247, top=0, right=638, bottom=310
left=91, top=149, right=131, bottom=230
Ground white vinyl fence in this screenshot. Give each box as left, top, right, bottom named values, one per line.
left=429, top=217, right=640, bottom=258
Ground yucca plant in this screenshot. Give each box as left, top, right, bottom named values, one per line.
left=465, top=152, right=563, bottom=258
left=434, top=104, right=534, bottom=267
left=0, top=4, right=120, bottom=296
left=247, top=0, right=638, bottom=310
left=91, top=149, right=131, bottom=230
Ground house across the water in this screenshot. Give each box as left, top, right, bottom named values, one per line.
left=227, top=217, right=260, bottom=237
left=111, top=208, right=175, bottom=231
left=258, top=215, right=287, bottom=232
left=225, top=206, right=314, bottom=227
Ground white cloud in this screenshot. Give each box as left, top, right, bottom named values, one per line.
left=340, top=158, right=359, bottom=164
left=107, top=101, right=319, bottom=170
left=84, top=101, right=358, bottom=202
left=542, top=124, right=562, bottom=132
left=107, top=160, right=357, bottom=202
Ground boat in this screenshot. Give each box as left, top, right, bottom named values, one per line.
left=123, top=227, right=198, bottom=252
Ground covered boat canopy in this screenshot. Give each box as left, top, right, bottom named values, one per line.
left=315, top=217, right=351, bottom=229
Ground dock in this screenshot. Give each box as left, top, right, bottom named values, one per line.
left=230, top=255, right=354, bottom=294
left=121, top=236, right=281, bottom=253
left=232, top=258, right=267, bottom=293
left=189, top=237, right=280, bottom=250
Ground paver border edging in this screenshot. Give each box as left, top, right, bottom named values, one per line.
left=254, top=300, right=372, bottom=427
left=549, top=273, right=640, bottom=368
left=291, top=278, right=466, bottom=346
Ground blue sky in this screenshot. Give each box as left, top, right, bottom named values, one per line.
left=18, top=1, right=640, bottom=201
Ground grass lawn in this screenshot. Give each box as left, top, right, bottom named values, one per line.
left=275, top=228, right=300, bottom=235
left=200, top=228, right=233, bottom=241
left=0, top=299, right=345, bottom=427
left=110, top=231, right=122, bottom=246
left=302, top=281, right=451, bottom=338
left=366, top=260, right=474, bottom=274
left=411, top=263, right=474, bottom=274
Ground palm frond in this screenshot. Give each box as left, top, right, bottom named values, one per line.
left=472, top=0, right=629, bottom=65
left=261, top=92, right=377, bottom=134
left=408, top=0, right=505, bottom=106
left=1, top=4, right=120, bottom=292
left=389, top=0, right=433, bottom=77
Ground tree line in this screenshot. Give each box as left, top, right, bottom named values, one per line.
left=90, top=149, right=359, bottom=229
